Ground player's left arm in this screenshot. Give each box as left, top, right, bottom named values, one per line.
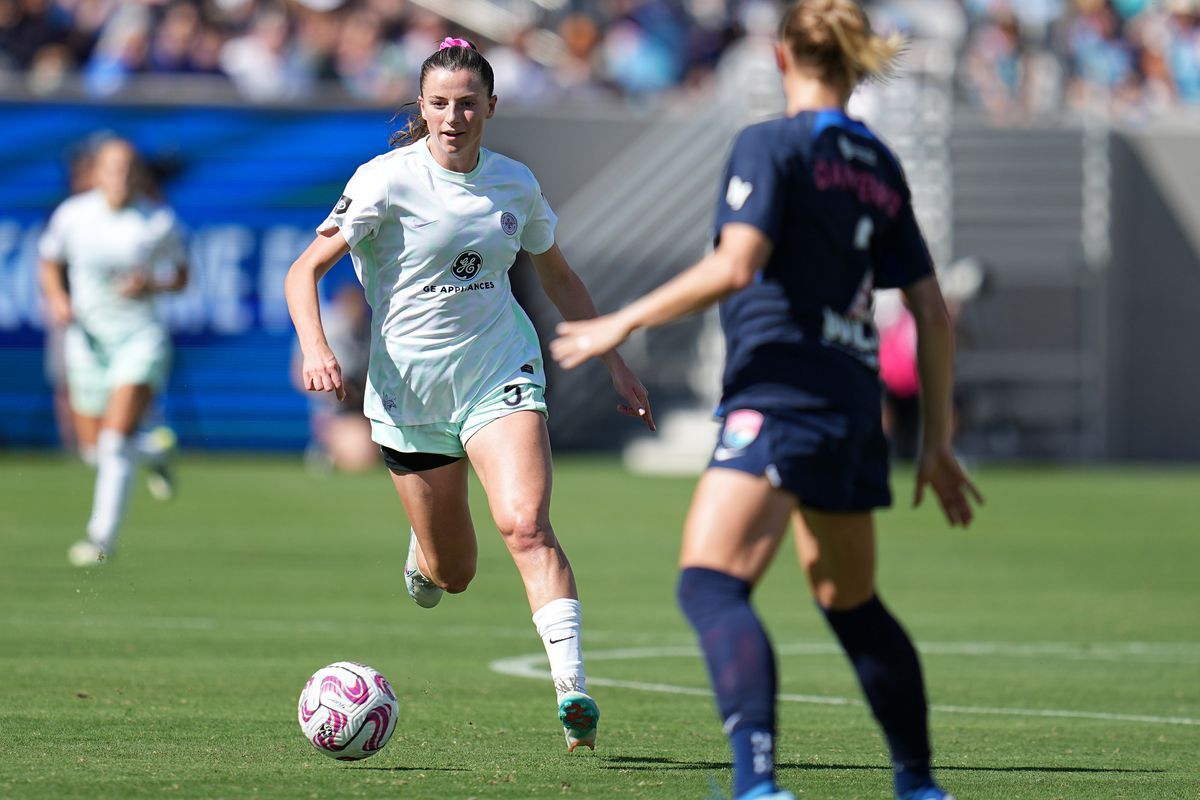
left=529, top=243, right=654, bottom=430
left=904, top=274, right=983, bottom=527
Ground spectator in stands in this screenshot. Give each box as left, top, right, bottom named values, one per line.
left=964, top=6, right=1029, bottom=121
left=488, top=25, right=557, bottom=107
left=1165, top=0, right=1200, bottom=102
left=333, top=6, right=408, bottom=103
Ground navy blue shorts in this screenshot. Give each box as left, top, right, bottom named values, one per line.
left=707, top=407, right=892, bottom=512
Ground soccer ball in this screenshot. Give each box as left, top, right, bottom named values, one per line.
left=298, top=661, right=398, bottom=761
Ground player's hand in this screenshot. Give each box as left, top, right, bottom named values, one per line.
left=551, top=314, right=633, bottom=370
left=301, top=347, right=346, bottom=402
left=117, top=271, right=152, bottom=298
left=46, top=294, right=73, bottom=326
left=607, top=359, right=655, bottom=432
left=913, top=445, right=983, bottom=527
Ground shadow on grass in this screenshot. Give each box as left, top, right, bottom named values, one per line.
left=602, top=756, right=1164, bottom=775
left=353, top=766, right=470, bottom=772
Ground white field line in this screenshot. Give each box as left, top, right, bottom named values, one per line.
left=490, top=646, right=1200, bottom=727
left=5, top=614, right=1200, bottom=662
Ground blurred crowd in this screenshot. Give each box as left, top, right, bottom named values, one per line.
left=2, top=0, right=1199, bottom=119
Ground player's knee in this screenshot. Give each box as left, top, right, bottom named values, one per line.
left=811, top=580, right=874, bottom=611
left=431, top=563, right=476, bottom=594
left=497, top=514, right=551, bottom=554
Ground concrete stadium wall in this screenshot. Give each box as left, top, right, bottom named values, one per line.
left=1107, top=129, right=1200, bottom=460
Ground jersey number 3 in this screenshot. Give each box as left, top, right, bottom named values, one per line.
left=502, top=384, right=524, bottom=407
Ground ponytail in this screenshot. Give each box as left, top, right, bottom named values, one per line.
left=779, top=0, right=905, bottom=95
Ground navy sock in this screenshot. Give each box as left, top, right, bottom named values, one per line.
left=678, top=567, right=776, bottom=799
left=822, top=596, right=932, bottom=796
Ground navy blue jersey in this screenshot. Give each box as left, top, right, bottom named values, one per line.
left=714, top=109, right=933, bottom=419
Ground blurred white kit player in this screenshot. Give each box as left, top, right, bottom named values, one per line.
left=39, top=138, right=189, bottom=566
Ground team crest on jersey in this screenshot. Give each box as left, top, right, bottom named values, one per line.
left=334, top=195, right=351, bottom=214
left=722, top=409, right=763, bottom=450
left=500, top=211, right=518, bottom=236
left=452, top=250, right=483, bottom=281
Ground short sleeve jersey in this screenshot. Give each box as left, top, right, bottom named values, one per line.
left=38, top=189, right=186, bottom=342
left=319, top=139, right=557, bottom=426
left=713, top=110, right=934, bottom=418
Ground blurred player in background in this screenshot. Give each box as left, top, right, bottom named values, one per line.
left=553, top=1, right=982, bottom=798
left=293, top=280, right=378, bottom=474
left=286, top=38, right=654, bottom=753
left=39, top=137, right=189, bottom=566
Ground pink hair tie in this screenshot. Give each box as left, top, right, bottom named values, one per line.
left=439, top=37, right=473, bottom=51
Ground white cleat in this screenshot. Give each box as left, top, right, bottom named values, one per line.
left=404, top=529, right=443, bottom=608
left=558, top=691, right=599, bottom=752
left=68, top=539, right=107, bottom=567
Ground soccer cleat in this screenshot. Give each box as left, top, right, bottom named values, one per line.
left=67, top=539, right=107, bottom=567
left=737, top=789, right=796, bottom=800
left=404, top=529, right=443, bottom=608
left=558, top=691, right=599, bottom=752
left=897, top=784, right=955, bottom=800
left=144, top=426, right=177, bottom=501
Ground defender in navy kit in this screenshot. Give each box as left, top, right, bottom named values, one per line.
left=552, top=1, right=982, bottom=798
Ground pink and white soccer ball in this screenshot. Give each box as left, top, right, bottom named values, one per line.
left=298, top=661, right=398, bottom=761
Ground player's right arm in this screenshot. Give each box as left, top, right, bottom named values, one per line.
left=39, top=258, right=73, bottom=326
left=285, top=229, right=351, bottom=402
left=38, top=203, right=73, bottom=326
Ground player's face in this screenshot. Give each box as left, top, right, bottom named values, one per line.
left=92, top=141, right=137, bottom=208
left=419, top=68, right=496, bottom=170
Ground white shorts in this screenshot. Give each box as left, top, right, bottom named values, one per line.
left=64, top=323, right=172, bottom=417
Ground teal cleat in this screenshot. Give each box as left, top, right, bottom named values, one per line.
left=736, top=782, right=796, bottom=800
left=558, top=691, right=599, bottom=752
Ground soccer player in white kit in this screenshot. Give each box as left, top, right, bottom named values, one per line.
left=285, top=38, right=655, bottom=753
left=39, top=137, right=189, bottom=566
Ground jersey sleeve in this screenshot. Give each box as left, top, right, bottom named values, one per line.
left=318, top=163, right=388, bottom=249
left=520, top=175, right=557, bottom=255
left=714, top=126, right=785, bottom=242
left=874, top=195, right=935, bottom=289
left=37, top=203, right=69, bottom=263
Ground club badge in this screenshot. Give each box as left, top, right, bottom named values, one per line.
left=500, top=211, right=518, bottom=236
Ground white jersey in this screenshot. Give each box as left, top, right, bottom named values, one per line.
left=319, top=138, right=557, bottom=426
left=39, top=189, right=186, bottom=342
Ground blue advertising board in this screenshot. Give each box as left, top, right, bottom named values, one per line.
left=0, top=101, right=407, bottom=449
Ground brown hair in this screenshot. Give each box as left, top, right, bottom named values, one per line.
left=390, top=40, right=496, bottom=148
left=778, top=0, right=904, bottom=97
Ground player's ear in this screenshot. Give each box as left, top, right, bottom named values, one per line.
left=487, top=94, right=497, bottom=119
left=774, top=42, right=787, bottom=74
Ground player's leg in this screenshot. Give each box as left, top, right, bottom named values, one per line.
left=72, top=382, right=154, bottom=564
left=794, top=509, right=946, bottom=800
left=677, top=467, right=795, bottom=800
left=74, top=413, right=101, bottom=466
left=386, top=453, right=478, bottom=605
left=464, top=409, right=596, bottom=751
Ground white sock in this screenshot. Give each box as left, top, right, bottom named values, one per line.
left=533, top=597, right=586, bottom=700
left=86, top=429, right=136, bottom=551
left=79, top=444, right=98, bottom=468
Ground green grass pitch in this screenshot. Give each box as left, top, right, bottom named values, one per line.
left=0, top=454, right=1197, bottom=799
